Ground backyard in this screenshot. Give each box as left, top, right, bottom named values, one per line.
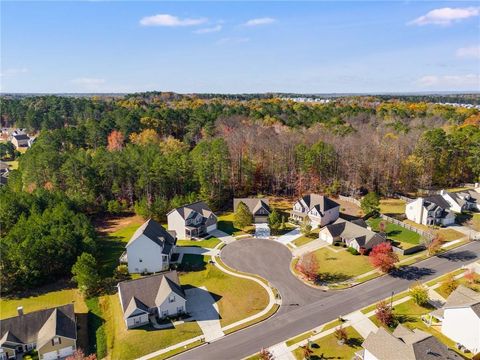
left=292, top=326, right=364, bottom=360
left=379, top=199, right=406, bottom=215
left=368, top=217, right=421, bottom=248
left=217, top=212, right=254, bottom=236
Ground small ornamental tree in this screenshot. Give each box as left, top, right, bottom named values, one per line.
left=71, top=252, right=101, bottom=297
left=268, top=208, right=282, bottom=235
left=378, top=221, right=387, bottom=233
left=375, top=300, right=394, bottom=327
left=66, top=349, right=97, bottom=360
left=409, top=283, right=429, bottom=306
left=464, top=270, right=476, bottom=284
left=426, top=233, right=443, bottom=255
left=259, top=348, right=274, bottom=360
left=301, top=344, right=313, bottom=360
left=300, top=217, right=313, bottom=236
left=234, top=202, right=253, bottom=229
left=369, top=242, right=399, bottom=273
left=441, top=274, right=459, bottom=296
left=361, top=192, right=380, bottom=217
left=296, top=252, right=319, bottom=281
left=334, top=326, right=348, bottom=345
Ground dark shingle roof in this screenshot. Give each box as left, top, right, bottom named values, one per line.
left=233, top=198, right=270, bottom=215
left=126, top=219, right=176, bottom=253
left=302, top=194, right=340, bottom=213
left=167, top=201, right=217, bottom=227
left=424, top=195, right=451, bottom=210
left=12, top=134, right=29, bottom=141
left=0, top=304, right=76, bottom=346
left=118, top=271, right=185, bottom=318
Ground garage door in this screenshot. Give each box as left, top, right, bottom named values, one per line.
left=207, top=224, right=217, bottom=232
left=42, top=351, right=58, bottom=360
left=59, top=346, right=74, bottom=358
left=254, top=216, right=268, bottom=223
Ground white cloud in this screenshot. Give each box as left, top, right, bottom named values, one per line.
left=416, top=74, right=480, bottom=89
left=71, top=78, right=106, bottom=85
left=216, top=37, right=250, bottom=45
left=456, top=45, right=480, bottom=59
left=408, top=7, right=480, bottom=26
left=0, top=67, right=28, bottom=77
left=140, top=14, right=207, bottom=27
left=243, top=17, right=276, bottom=27
left=193, top=24, right=222, bottom=34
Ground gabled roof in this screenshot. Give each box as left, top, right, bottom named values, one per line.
left=118, top=271, right=185, bottom=319
left=424, top=195, right=451, bottom=211
left=233, top=198, right=270, bottom=215
left=300, top=194, right=339, bottom=213
left=444, top=285, right=480, bottom=316
left=0, top=304, right=76, bottom=347
left=323, top=218, right=385, bottom=248
left=126, top=219, right=176, bottom=253
left=167, top=201, right=215, bottom=220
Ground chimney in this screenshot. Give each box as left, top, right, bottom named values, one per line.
left=17, top=306, right=24, bottom=316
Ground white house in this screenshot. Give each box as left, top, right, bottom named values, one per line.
left=405, top=196, right=455, bottom=226
left=122, top=219, right=177, bottom=274
left=440, top=189, right=477, bottom=213
left=319, top=218, right=386, bottom=252
left=233, top=198, right=271, bottom=223
left=440, top=286, right=480, bottom=354
left=358, top=325, right=461, bottom=360
left=167, top=201, right=217, bottom=240
left=118, top=271, right=186, bottom=329
left=291, top=194, right=340, bottom=228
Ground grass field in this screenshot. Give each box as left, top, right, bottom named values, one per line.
left=176, top=237, right=221, bottom=248
left=293, top=234, right=317, bottom=247
left=368, top=217, right=420, bottom=245
left=292, top=326, right=363, bottom=360
left=380, top=199, right=406, bottom=215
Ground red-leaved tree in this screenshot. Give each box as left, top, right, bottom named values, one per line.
left=107, top=130, right=125, bottom=151
left=296, top=252, right=319, bottom=282
left=369, top=242, right=398, bottom=273
left=375, top=300, right=394, bottom=327
left=66, top=349, right=97, bottom=360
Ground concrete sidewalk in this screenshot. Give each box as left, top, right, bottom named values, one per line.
left=268, top=342, right=296, bottom=360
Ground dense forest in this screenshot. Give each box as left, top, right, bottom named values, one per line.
left=1, top=93, right=479, bottom=292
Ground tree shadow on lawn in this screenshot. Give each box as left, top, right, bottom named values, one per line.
left=217, top=220, right=241, bottom=235
left=390, top=266, right=435, bottom=281
left=2, top=278, right=77, bottom=299
left=387, top=230, right=403, bottom=237
left=98, top=235, right=126, bottom=278
left=176, top=254, right=208, bottom=272
left=437, top=250, right=477, bottom=262
left=316, top=272, right=352, bottom=284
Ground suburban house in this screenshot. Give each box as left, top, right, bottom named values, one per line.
left=319, top=218, right=386, bottom=252
left=0, top=304, right=77, bottom=360
left=121, top=219, right=177, bottom=274
left=440, top=189, right=478, bottom=213
left=233, top=198, right=271, bottom=223
left=465, top=184, right=480, bottom=211
left=167, top=201, right=217, bottom=240
left=118, top=271, right=187, bottom=329
left=0, top=162, right=9, bottom=176
left=357, top=325, right=461, bottom=360
left=291, top=194, right=340, bottom=228
left=430, top=285, right=480, bottom=354
left=405, top=196, right=455, bottom=226
left=10, top=134, right=30, bottom=149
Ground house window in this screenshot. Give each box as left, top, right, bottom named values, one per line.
left=139, top=259, right=142, bottom=262
left=169, top=295, right=175, bottom=303
left=52, top=337, right=61, bottom=346
left=177, top=306, right=184, bottom=313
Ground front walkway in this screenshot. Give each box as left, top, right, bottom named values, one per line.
left=174, top=246, right=220, bottom=257
left=185, top=286, right=225, bottom=342
left=345, top=310, right=378, bottom=338
left=292, top=239, right=329, bottom=257
left=208, top=229, right=236, bottom=244
left=268, top=342, right=296, bottom=360
left=276, top=227, right=302, bottom=245
left=254, top=223, right=270, bottom=239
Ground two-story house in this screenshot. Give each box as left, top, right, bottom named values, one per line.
left=118, top=271, right=187, bottom=329
left=121, top=219, right=177, bottom=274
left=440, top=189, right=478, bottom=213
left=167, top=201, right=217, bottom=240
left=0, top=304, right=77, bottom=360
left=405, top=196, right=455, bottom=226
left=233, top=198, right=271, bottom=223
left=291, top=194, right=340, bottom=228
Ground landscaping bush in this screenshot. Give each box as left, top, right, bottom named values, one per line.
left=375, top=300, right=395, bottom=327
left=409, top=283, right=429, bottom=306
left=347, top=247, right=359, bottom=255
left=440, top=274, right=459, bottom=296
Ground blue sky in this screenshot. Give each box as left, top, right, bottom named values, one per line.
left=1, top=1, right=479, bottom=93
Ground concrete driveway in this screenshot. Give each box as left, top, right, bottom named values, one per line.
left=221, top=238, right=329, bottom=310
left=254, top=223, right=270, bottom=239
left=275, top=227, right=302, bottom=245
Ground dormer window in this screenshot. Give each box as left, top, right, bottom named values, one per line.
left=52, top=337, right=61, bottom=346
left=169, top=295, right=175, bottom=303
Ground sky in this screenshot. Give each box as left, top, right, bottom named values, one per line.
left=1, top=1, right=479, bottom=93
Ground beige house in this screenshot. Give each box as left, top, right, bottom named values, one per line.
left=0, top=304, right=77, bottom=360
left=10, top=134, right=30, bottom=149
left=118, top=271, right=187, bottom=329
left=167, top=201, right=217, bottom=239
left=291, top=194, right=340, bottom=228
left=233, top=198, right=271, bottom=223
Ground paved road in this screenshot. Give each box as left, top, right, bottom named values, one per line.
left=173, top=240, right=480, bottom=360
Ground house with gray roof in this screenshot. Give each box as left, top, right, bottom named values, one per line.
left=440, top=187, right=479, bottom=213
left=122, top=219, right=177, bottom=274
left=357, top=325, right=461, bottom=360
left=405, top=196, right=455, bottom=227
left=167, top=201, right=217, bottom=240
left=10, top=134, right=30, bottom=149
left=291, top=194, right=340, bottom=228
left=0, top=304, right=77, bottom=360
left=434, top=285, right=480, bottom=354
left=233, top=198, right=271, bottom=223
left=319, top=218, right=386, bottom=251
left=118, top=271, right=186, bottom=329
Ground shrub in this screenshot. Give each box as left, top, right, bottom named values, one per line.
left=334, top=326, right=348, bottom=344
left=347, top=247, right=359, bottom=255
left=441, top=274, right=459, bottom=296
left=409, top=283, right=430, bottom=306
left=375, top=300, right=394, bottom=327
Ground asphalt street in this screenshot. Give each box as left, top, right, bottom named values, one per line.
left=172, top=239, right=480, bottom=360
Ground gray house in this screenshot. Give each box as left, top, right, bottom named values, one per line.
left=167, top=201, right=217, bottom=240
left=118, top=271, right=186, bottom=329
left=233, top=198, right=271, bottom=223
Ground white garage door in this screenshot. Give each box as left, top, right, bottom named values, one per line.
left=207, top=224, right=217, bottom=232
left=42, top=351, right=58, bottom=360
left=59, top=346, right=74, bottom=357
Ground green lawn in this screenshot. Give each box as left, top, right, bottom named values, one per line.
left=176, top=237, right=221, bottom=248
left=292, top=326, right=363, bottom=360
left=0, top=288, right=87, bottom=319
left=435, top=273, right=480, bottom=299
left=305, top=246, right=374, bottom=283
left=293, top=234, right=317, bottom=247
left=380, top=199, right=406, bottom=215
left=470, top=213, right=480, bottom=232
left=4, top=160, right=18, bottom=170
left=217, top=212, right=254, bottom=236
left=179, top=255, right=269, bottom=327
left=368, top=217, right=421, bottom=245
